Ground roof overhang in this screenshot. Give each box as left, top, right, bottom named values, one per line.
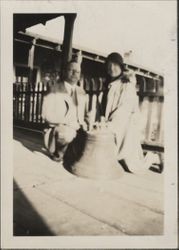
left=13, top=13, right=76, bottom=34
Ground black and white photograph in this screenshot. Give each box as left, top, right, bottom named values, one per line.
left=1, top=0, right=178, bottom=249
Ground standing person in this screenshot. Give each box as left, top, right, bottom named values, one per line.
left=101, top=52, right=148, bottom=173
left=42, top=60, right=88, bottom=162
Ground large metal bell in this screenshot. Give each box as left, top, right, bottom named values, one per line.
left=72, top=131, right=123, bottom=180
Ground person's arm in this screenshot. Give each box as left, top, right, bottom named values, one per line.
left=42, top=92, right=69, bottom=125
left=109, top=83, right=137, bottom=121
left=109, top=70, right=137, bottom=121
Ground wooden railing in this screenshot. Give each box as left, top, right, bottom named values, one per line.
left=13, top=82, right=46, bottom=127
left=13, top=75, right=164, bottom=150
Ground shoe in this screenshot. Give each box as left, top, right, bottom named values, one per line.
left=50, top=153, right=63, bottom=163
left=149, top=164, right=162, bottom=173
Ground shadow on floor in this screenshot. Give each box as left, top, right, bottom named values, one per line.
left=13, top=127, right=46, bottom=154
left=63, top=129, right=87, bottom=173
left=13, top=127, right=87, bottom=175
left=13, top=180, right=55, bottom=236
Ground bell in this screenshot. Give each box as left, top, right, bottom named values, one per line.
left=71, top=131, right=123, bottom=180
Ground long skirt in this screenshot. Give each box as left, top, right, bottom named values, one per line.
left=115, top=113, right=145, bottom=172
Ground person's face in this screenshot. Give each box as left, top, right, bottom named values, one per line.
left=65, top=62, right=81, bottom=85
left=107, top=61, right=122, bottom=78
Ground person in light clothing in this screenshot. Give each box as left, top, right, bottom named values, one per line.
left=101, top=52, right=148, bottom=173
left=42, top=61, right=88, bottom=162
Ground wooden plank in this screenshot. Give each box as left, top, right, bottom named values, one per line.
left=13, top=137, right=72, bottom=189
left=13, top=129, right=164, bottom=235
left=147, top=96, right=160, bottom=143
left=35, top=82, right=40, bottom=123
left=17, top=84, right=20, bottom=120
left=145, top=96, right=154, bottom=142
left=38, top=180, right=163, bottom=235
left=40, top=83, right=45, bottom=123
left=96, top=179, right=163, bottom=214
left=158, top=98, right=164, bottom=145
left=20, top=83, right=23, bottom=120
left=24, top=84, right=31, bottom=122
left=14, top=183, right=125, bottom=236
left=31, top=85, right=35, bottom=122
left=88, top=79, right=93, bottom=111
left=14, top=84, right=19, bottom=120
left=22, top=84, right=26, bottom=120
left=119, top=170, right=163, bottom=194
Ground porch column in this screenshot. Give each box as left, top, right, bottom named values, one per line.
left=28, top=38, right=36, bottom=85
left=25, top=38, right=36, bottom=122
left=61, top=14, right=77, bottom=78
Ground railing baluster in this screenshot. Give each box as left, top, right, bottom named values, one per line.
left=17, top=84, right=21, bottom=120
left=13, top=84, right=18, bottom=120
left=31, top=84, right=35, bottom=123
left=158, top=97, right=164, bottom=145
left=88, top=78, right=93, bottom=112
left=145, top=96, right=154, bottom=143
left=22, top=84, right=25, bottom=120
left=25, top=83, right=31, bottom=122
left=139, top=96, right=151, bottom=143
left=91, top=93, right=97, bottom=125
left=83, top=77, right=87, bottom=91
left=36, top=82, right=40, bottom=123
left=38, top=82, right=42, bottom=123
left=40, top=82, right=44, bottom=123
left=19, top=83, right=23, bottom=120
left=155, top=96, right=163, bottom=143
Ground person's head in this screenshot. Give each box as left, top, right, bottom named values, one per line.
left=105, top=52, right=124, bottom=79
left=64, top=61, right=81, bottom=85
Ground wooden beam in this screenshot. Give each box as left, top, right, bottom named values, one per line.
left=61, top=14, right=77, bottom=77
left=28, top=38, right=36, bottom=84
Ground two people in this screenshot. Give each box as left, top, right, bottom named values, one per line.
left=42, top=52, right=147, bottom=173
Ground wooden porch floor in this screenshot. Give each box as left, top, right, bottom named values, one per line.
left=13, top=127, right=164, bottom=236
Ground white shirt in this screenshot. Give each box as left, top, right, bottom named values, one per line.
left=64, top=81, right=76, bottom=96
left=42, top=81, right=80, bottom=129
left=64, top=81, right=79, bottom=126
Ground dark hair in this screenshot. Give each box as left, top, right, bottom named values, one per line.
left=105, top=52, right=131, bottom=84
left=65, top=60, right=79, bottom=69
left=105, top=52, right=125, bottom=72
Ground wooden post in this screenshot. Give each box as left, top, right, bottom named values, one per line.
left=28, top=38, right=36, bottom=85
left=26, top=38, right=36, bottom=122
left=61, top=14, right=77, bottom=78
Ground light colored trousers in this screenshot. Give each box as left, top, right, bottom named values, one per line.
left=44, top=124, right=77, bottom=155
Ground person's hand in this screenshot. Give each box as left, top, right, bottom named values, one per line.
left=100, top=116, right=106, bottom=123
left=55, top=124, right=77, bottom=144
left=106, top=121, right=115, bottom=134
left=80, top=122, right=88, bottom=131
